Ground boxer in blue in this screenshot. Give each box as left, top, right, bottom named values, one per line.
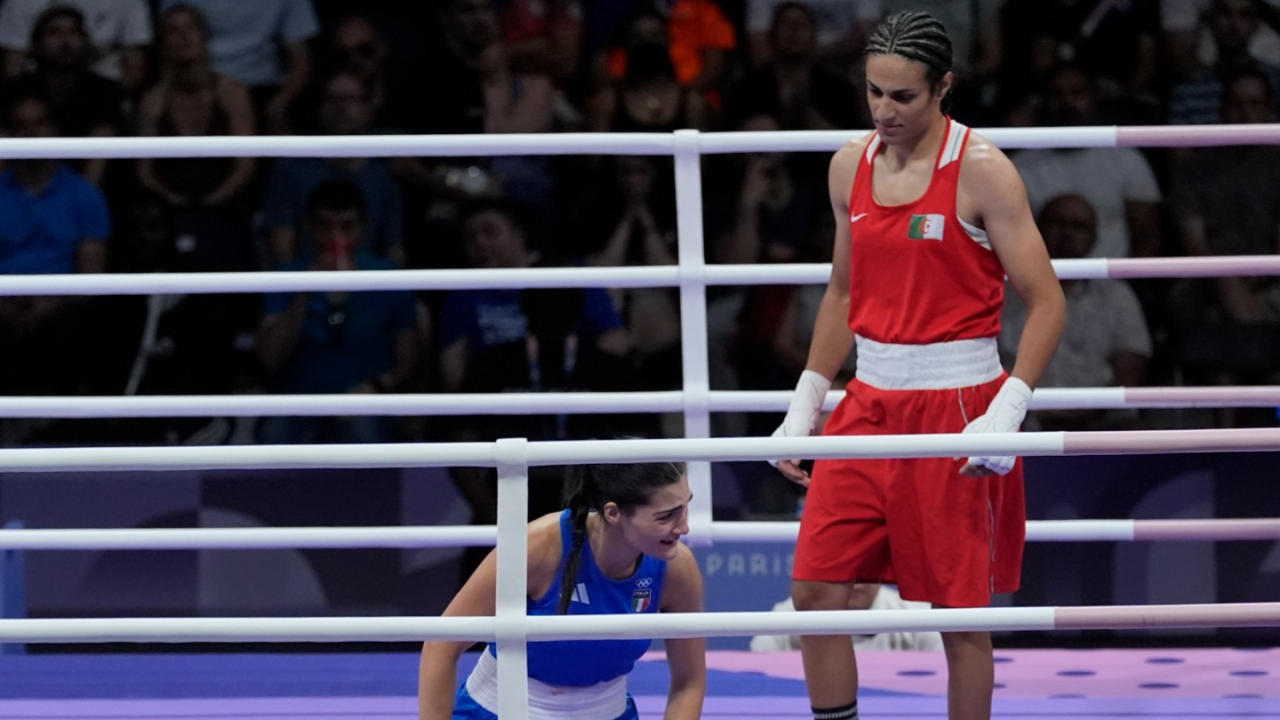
left=418, top=461, right=706, bottom=720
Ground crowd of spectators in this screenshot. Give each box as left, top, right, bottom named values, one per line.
left=1, top=0, right=1278, bottom=515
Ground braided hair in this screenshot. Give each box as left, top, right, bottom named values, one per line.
left=556, top=461, right=686, bottom=614
left=865, top=11, right=953, bottom=94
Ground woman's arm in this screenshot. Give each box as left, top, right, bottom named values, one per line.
left=636, top=206, right=677, bottom=266
left=963, top=137, right=1066, bottom=390
left=256, top=293, right=311, bottom=373
left=265, top=40, right=311, bottom=133
left=587, top=210, right=636, bottom=267
left=802, top=145, right=861, bottom=381
left=772, top=143, right=861, bottom=486
left=486, top=72, right=555, bottom=134
left=954, top=135, right=1066, bottom=476
left=659, top=544, right=706, bottom=720
left=418, top=515, right=562, bottom=720
left=203, top=77, right=257, bottom=205
left=135, top=87, right=184, bottom=203
left=769, top=288, right=811, bottom=376
left=417, top=549, right=496, bottom=720
left=439, top=338, right=470, bottom=393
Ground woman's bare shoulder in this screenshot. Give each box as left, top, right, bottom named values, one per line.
left=829, top=131, right=873, bottom=194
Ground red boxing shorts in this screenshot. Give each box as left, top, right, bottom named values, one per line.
left=793, top=375, right=1025, bottom=608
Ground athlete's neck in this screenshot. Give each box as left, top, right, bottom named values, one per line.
left=586, top=513, right=642, bottom=580
left=881, top=114, right=949, bottom=169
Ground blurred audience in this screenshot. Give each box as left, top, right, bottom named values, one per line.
left=0, top=0, right=150, bottom=94
left=315, top=15, right=397, bottom=130
left=499, top=0, right=584, bottom=82
left=725, top=2, right=862, bottom=131
left=157, top=0, right=319, bottom=133
left=589, top=6, right=708, bottom=131
left=436, top=0, right=554, bottom=136
left=1167, top=68, right=1280, bottom=412
left=111, top=192, right=246, bottom=445
left=744, top=0, right=878, bottom=72
left=576, top=155, right=681, bottom=398
left=394, top=0, right=555, bottom=268
left=709, top=113, right=823, bottom=267
left=704, top=112, right=828, bottom=420
left=666, top=0, right=736, bottom=100
left=1002, top=0, right=1158, bottom=118
left=1010, top=63, right=1163, bottom=258
left=1168, top=0, right=1280, bottom=126
left=1162, top=0, right=1280, bottom=82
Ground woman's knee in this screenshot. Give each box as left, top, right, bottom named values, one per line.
left=791, top=579, right=852, bottom=611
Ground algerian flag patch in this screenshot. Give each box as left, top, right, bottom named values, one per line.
left=907, top=214, right=945, bottom=241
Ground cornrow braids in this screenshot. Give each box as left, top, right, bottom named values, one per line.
left=865, top=10, right=953, bottom=90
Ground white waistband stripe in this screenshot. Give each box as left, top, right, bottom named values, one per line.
left=465, top=648, right=628, bottom=720
left=855, top=335, right=1002, bottom=390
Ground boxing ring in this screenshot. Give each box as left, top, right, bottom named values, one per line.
left=0, top=125, right=1278, bottom=718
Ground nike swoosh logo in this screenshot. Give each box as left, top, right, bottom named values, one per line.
left=850, top=213, right=868, bottom=223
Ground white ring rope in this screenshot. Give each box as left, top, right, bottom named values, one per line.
left=2, top=519, right=1278, bottom=550
left=0, top=386, right=1275, bottom=418
left=0, top=602, right=1277, bottom=644
left=0, top=256, right=1277, bottom=296
left=0, top=430, right=1276, bottom=473
left=0, top=123, right=1276, bottom=161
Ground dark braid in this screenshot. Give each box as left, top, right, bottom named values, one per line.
left=865, top=11, right=953, bottom=90
left=556, top=460, right=686, bottom=614
left=558, top=466, right=594, bottom=615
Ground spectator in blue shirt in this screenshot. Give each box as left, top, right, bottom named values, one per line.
left=0, top=90, right=111, bottom=400
left=437, top=199, right=634, bottom=575
left=0, top=92, right=109, bottom=275
left=255, top=179, right=420, bottom=444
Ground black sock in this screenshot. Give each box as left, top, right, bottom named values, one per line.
left=812, top=701, right=857, bottom=720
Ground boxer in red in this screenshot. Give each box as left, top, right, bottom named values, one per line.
left=770, top=10, right=1067, bottom=720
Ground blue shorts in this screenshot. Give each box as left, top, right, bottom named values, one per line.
left=452, top=684, right=639, bottom=719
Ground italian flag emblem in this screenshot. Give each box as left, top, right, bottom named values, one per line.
left=631, top=588, right=652, bottom=612
left=908, top=214, right=945, bottom=241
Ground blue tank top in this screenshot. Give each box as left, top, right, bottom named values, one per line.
left=486, top=509, right=668, bottom=687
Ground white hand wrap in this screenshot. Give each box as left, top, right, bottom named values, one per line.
left=961, top=376, right=1032, bottom=475
left=769, top=369, right=832, bottom=468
